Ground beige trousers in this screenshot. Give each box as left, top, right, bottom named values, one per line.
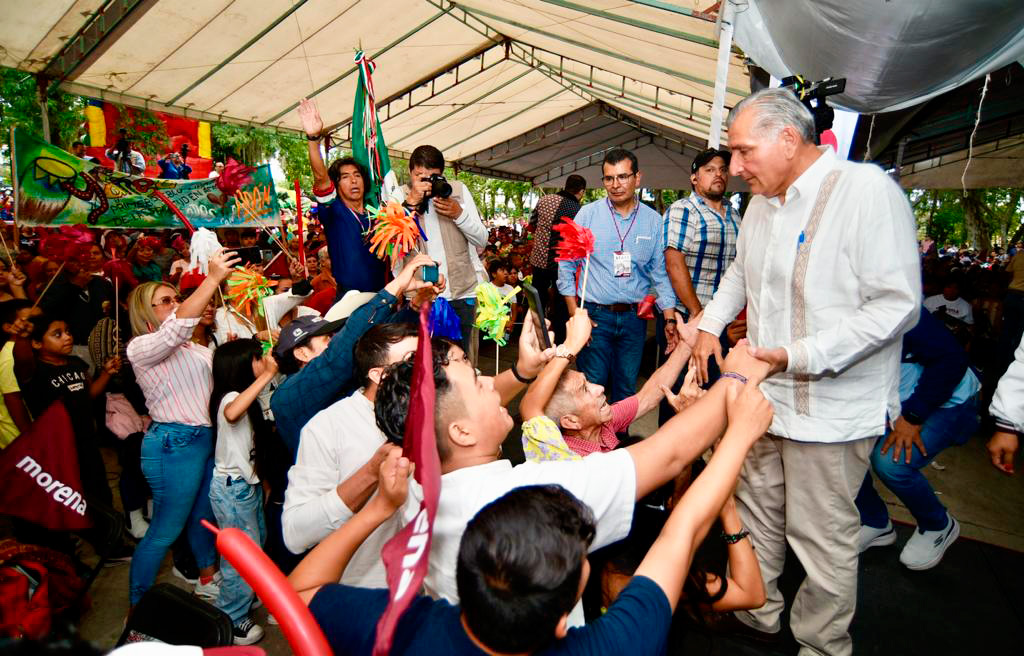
left=733, top=435, right=874, bottom=656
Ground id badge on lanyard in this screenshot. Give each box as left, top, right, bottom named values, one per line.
left=608, top=198, right=639, bottom=278
left=613, top=251, right=632, bottom=277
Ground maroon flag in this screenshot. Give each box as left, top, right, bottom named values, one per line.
left=0, top=402, right=91, bottom=531
left=373, top=302, right=440, bottom=655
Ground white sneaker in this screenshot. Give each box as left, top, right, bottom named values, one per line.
left=127, top=509, right=149, bottom=540
left=900, top=514, right=959, bottom=571
left=232, top=617, right=264, bottom=645
left=858, top=521, right=897, bottom=553
left=194, top=572, right=222, bottom=600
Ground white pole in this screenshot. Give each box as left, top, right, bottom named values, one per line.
left=707, top=1, right=736, bottom=149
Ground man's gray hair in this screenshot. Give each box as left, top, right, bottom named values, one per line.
left=727, top=88, right=816, bottom=143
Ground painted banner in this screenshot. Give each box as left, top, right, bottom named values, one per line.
left=12, top=128, right=279, bottom=229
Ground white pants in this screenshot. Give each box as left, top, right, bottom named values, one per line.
left=733, top=435, right=874, bottom=656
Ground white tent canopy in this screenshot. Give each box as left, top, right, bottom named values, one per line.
left=4, top=1, right=1021, bottom=189
left=1, top=0, right=747, bottom=189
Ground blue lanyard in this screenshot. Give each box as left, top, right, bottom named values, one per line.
left=606, top=198, right=640, bottom=250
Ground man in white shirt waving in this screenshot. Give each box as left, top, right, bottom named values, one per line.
left=691, top=88, right=921, bottom=656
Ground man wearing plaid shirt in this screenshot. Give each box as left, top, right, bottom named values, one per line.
left=658, top=149, right=740, bottom=423
left=663, top=148, right=741, bottom=318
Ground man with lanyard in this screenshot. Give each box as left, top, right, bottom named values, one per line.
left=658, top=147, right=741, bottom=423
left=298, top=98, right=386, bottom=297
left=557, top=148, right=678, bottom=404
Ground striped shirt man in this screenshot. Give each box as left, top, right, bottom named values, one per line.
left=663, top=192, right=740, bottom=313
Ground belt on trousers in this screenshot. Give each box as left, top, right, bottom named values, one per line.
left=582, top=300, right=637, bottom=313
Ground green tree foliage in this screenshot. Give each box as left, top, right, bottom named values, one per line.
left=211, top=123, right=313, bottom=190
left=116, top=107, right=170, bottom=157
left=909, top=188, right=1023, bottom=250
left=0, top=67, right=84, bottom=148
left=1, top=67, right=85, bottom=182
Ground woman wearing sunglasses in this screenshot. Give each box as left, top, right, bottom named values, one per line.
left=124, top=249, right=240, bottom=613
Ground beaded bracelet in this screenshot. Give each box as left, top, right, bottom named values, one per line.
left=721, top=528, right=750, bottom=544
left=721, top=371, right=748, bottom=385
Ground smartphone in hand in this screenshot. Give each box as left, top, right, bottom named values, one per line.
left=522, top=283, right=552, bottom=350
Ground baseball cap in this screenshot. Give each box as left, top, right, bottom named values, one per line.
left=273, top=315, right=345, bottom=359
left=690, top=147, right=731, bottom=174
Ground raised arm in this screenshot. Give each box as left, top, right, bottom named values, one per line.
left=223, top=354, right=278, bottom=422
left=519, top=310, right=590, bottom=420
left=298, top=98, right=331, bottom=192
left=704, top=496, right=765, bottom=612
left=493, top=312, right=556, bottom=406
left=634, top=311, right=697, bottom=417
left=627, top=342, right=770, bottom=500
left=289, top=450, right=410, bottom=604
left=633, top=380, right=773, bottom=611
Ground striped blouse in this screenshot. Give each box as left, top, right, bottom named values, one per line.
left=126, top=312, right=214, bottom=427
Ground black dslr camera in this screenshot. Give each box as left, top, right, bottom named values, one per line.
left=427, top=173, right=452, bottom=199
left=780, top=75, right=846, bottom=143
left=113, top=128, right=131, bottom=161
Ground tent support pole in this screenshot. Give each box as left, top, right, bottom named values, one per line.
left=36, top=75, right=51, bottom=144
left=707, top=1, right=736, bottom=148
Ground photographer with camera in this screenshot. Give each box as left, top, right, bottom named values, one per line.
left=105, top=128, right=146, bottom=175
left=395, top=145, right=488, bottom=351
left=158, top=144, right=193, bottom=180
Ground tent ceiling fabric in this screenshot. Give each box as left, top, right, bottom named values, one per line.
left=898, top=135, right=1024, bottom=191
left=732, top=0, right=1024, bottom=114
left=0, top=0, right=749, bottom=185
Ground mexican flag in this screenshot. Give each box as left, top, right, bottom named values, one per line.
left=352, top=51, right=399, bottom=205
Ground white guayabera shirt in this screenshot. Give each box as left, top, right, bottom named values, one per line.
left=700, top=147, right=921, bottom=443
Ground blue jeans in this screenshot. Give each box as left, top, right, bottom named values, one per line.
left=576, top=306, right=646, bottom=404
left=129, top=422, right=217, bottom=605
left=210, top=475, right=266, bottom=625
left=450, top=298, right=477, bottom=354
left=856, top=398, right=979, bottom=532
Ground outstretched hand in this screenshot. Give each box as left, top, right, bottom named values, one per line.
left=515, top=313, right=556, bottom=379
left=747, top=344, right=788, bottom=377
left=208, top=249, right=241, bottom=282
left=725, top=378, right=773, bottom=445
left=297, top=98, right=323, bottom=138
left=691, top=330, right=723, bottom=386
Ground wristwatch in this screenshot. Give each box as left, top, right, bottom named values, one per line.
left=305, top=133, right=322, bottom=141
left=554, top=345, right=575, bottom=363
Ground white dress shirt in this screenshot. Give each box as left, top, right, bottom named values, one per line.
left=283, top=391, right=398, bottom=587
left=401, top=449, right=636, bottom=627
left=392, top=181, right=487, bottom=301
left=700, top=147, right=921, bottom=442
left=991, top=338, right=1024, bottom=434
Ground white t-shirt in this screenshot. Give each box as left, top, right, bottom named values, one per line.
left=283, top=391, right=399, bottom=588
left=924, top=294, right=974, bottom=325
left=213, top=392, right=259, bottom=484
left=402, top=449, right=636, bottom=620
